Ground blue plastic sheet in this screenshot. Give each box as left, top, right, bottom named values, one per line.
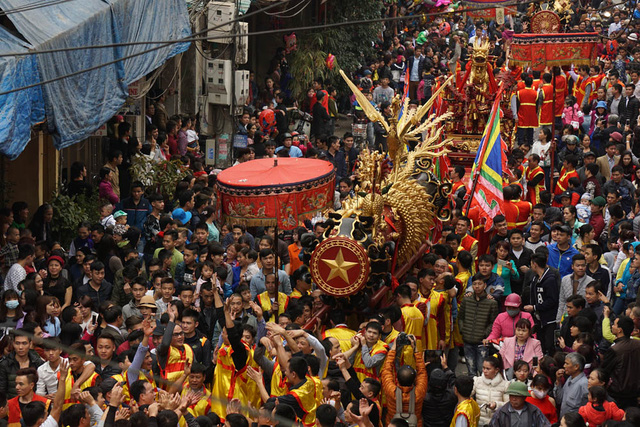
left=0, top=0, right=191, bottom=151
left=0, top=27, right=44, bottom=160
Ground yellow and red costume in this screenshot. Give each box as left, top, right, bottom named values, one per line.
left=256, top=291, right=289, bottom=321
left=352, top=340, right=389, bottom=382
left=450, top=398, right=481, bottom=427
left=415, top=291, right=446, bottom=351
left=321, top=325, right=357, bottom=353
left=160, top=344, right=194, bottom=387
left=525, top=165, right=545, bottom=205
left=211, top=341, right=251, bottom=422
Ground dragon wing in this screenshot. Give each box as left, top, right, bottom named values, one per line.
left=397, top=75, right=454, bottom=139
left=339, top=70, right=389, bottom=133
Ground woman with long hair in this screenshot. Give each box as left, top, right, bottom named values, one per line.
left=21, top=272, right=44, bottom=296
left=620, top=150, right=636, bottom=181
left=201, top=205, right=219, bottom=243
left=36, top=295, right=61, bottom=337
left=28, top=204, right=54, bottom=246
left=16, top=288, right=39, bottom=329
left=492, top=241, right=519, bottom=296
left=78, top=295, right=97, bottom=333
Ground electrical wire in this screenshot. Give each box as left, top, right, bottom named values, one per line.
left=263, top=0, right=311, bottom=17
left=0, top=0, right=294, bottom=58
left=0, top=0, right=525, bottom=59
left=0, top=0, right=623, bottom=97
left=0, top=0, right=296, bottom=97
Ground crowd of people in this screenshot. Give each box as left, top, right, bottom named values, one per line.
left=4, top=0, right=640, bottom=426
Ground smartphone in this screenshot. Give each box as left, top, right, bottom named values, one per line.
left=497, top=259, right=508, bottom=267
left=554, top=330, right=561, bottom=344
left=91, top=313, right=98, bottom=325
left=532, top=356, right=538, bottom=367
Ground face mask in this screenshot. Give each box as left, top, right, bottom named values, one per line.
left=507, top=308, right=520, bottom=317
left=532, top=389, right=547, bottom=399
left=5, top=300, right=19, bottom=310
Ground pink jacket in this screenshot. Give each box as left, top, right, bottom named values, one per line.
left=562, top=104, right=584, bottom=128
left=486, top=311, right=535, bottom=341
left=99, top=180, right=119, bottom=204
left=499, top=336, right=543, bottom=370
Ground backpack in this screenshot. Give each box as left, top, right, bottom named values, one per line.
left=392, top=388, right=418, bottom=427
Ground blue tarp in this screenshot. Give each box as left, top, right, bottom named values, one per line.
left=0, top=27, right=45, bottom=160
left=0, top=0, right=191, bottom=154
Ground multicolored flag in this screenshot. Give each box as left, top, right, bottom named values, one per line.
left=465, top=88, right=506, bottom=231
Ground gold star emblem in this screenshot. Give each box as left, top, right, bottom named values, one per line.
left=322, top=249, right=358, bottom=284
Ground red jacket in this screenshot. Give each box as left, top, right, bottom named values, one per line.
left=579, top=401, right=624, bottom=427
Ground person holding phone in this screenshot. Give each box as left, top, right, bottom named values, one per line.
left=492, top=241, right=520, bottom=296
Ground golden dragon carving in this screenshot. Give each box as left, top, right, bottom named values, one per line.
left=337, top=70, right=454, bottom=265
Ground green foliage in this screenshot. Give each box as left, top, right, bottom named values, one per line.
left=130, top=156, right=190, bottom=199
left=50, top=192, right=99, bottom=248
left=288, top=0, right=382, bottom=100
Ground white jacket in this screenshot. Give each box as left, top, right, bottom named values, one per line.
left=472, top=373, right=510, bottom=425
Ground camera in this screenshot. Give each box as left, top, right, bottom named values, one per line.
left=396, top=332, right=412, bottom=347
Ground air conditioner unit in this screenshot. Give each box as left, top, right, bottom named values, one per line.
left=207, top=1, right=235, bottom=44
left=235, top=22, right=248, bottom=64
left=206, top=59, right=232, bottom=105
left=235, top=70, right=249, bottom=106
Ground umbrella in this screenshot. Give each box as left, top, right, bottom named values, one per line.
left=216, top=158, right=336, bottom=230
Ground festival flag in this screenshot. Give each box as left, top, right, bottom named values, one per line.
left=465, top=88, right=506, bottom=231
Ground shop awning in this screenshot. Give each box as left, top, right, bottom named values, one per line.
left=0, top=0, right=191, bottom=158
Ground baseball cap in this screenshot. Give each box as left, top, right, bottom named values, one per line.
left=139, top=295, right=157, bottom=309
left=172, top=208, right=192, bottom=225
left=153, top=325, right=165, bottom=336
left=583, top=151, right=597, bottom=158
left=113, top=210, right=127, bottom=219
left=561, top=191, right=572, bottom=199
left=591, top=196, right=606, bottom=207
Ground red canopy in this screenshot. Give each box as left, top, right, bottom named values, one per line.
left=511, top=32, right=598, bottom=71
left=216, top=158, right=336, bottom=230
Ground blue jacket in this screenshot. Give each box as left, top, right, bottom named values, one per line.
left=547, top=243, right=579, bottom=278
left=117, top=196, right=151, bottom=231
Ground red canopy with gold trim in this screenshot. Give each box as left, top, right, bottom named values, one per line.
left=511, top=32, right=598, bottom=71
left=216, top=158, right=336, bottom=230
